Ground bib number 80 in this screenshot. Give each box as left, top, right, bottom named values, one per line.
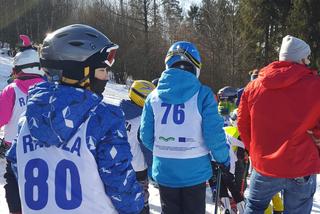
left=24, top=158, right=82, bottom=210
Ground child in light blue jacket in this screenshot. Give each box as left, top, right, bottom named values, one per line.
left=140, top=41, right=230, bottom=214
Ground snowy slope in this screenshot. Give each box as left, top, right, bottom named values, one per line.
left=0, top=53, right=12, bottom=213
left=0, top=55, right=320, bottom=213
left=0, top=54, right=12, bottom=91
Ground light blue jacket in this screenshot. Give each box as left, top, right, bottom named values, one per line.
left=140, top=68, right=229, bottom=187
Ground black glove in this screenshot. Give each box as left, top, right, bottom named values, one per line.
left=211, top=161, right=230, bottom=174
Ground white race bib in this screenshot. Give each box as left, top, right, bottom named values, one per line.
left=16, top=118, right=118, bottom=214
left=151, top=91, right=209, bottom=159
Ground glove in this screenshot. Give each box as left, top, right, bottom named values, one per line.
left=212, top=157, right=230, bottom=174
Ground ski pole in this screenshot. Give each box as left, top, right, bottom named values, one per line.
left=240, top=153, right=250, bottom=195
left=214, top=165, right=222, bottom=214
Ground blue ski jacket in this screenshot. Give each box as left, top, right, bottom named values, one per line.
left=120, top=99, right=142, bottom=121
left=6, top=82, right=144, bottom=214
left=140, top=68, right=229, bottom=187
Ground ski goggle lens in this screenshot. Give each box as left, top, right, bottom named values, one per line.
left=218, top=96, right=236, bottom=102
left=100, top=44, right=119, bottom=67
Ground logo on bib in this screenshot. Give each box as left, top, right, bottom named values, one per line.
left=159, top=136, right=175, bottom=142
left=178, top=137, right=196, bottom=143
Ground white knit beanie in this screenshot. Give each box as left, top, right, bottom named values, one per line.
left=279, top=35, right=311, bottom=63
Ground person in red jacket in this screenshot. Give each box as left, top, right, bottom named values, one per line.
left=238, top=35, right=320, bottom=214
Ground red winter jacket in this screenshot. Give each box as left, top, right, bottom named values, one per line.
left=238, top=61, right=320, bottom=178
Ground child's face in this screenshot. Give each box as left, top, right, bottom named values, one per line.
left=218, top=100, right=237, bottom=116
left=94, top=68, right=108, bottom=80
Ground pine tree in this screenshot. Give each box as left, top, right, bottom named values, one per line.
left=162, top=0, right=183, bottom=42
left=239, top=0, right=291, bottom=68
left=187, top=4, right=200, bottom=28
left=287, top=0, right=320, bottom=67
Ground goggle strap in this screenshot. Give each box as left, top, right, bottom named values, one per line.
left=131, top=87, right=147, bottom=99
left=61, top=76, right=79, bottom=84
left=184, top=51, right=201, bottom=68
left=166, top=49, right=201, bottom=69
left=14, top=62, right=40, bottom=71
left=78, top=67, right=90, bottom=87
left=62, top=67, right=90, bottom=86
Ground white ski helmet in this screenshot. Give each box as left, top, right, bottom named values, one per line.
left=13, top=48, right=44, bottom=76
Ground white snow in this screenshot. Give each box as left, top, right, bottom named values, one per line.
left=0, top=55, right=320, bottom=213
left=0, top=54, right=12, bottom=91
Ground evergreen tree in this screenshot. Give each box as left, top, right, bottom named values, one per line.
left=287, top=0, right=320, bottom=67
left=239, top=0, right=291, bottom=68
left=162, top=0, right=183, bottom=41
left=187, top=4, right=201, bottom=28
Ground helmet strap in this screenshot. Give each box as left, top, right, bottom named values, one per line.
left=131, top=87, right=147, bottom=99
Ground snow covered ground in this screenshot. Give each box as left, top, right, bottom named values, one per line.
left=0, top=54, right=320, bottom=213
left=0, top=54, right=12, bottom=90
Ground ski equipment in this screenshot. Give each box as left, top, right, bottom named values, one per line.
left=217, top=86, right=237, bottom=102
left=40, top=24, right=118, bottom=93
left=165, top=41, right=202, bottom=78
left=129, top=80, right=155, bottom=107
left=214, top=166, right=222, bottom=214
left=13, top=36, right=43, bottom=76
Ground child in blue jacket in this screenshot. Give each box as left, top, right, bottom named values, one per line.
left=140, top=41, right=230, bottom=214
left=119, top=80, right=155, bottom=214
left=6, top=24, right=144, bottom=214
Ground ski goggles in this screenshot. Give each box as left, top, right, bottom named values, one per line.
left=99, top=44, right=119, bottom=67
left=165, top=48, right=202, bottom=69
left=218, top=95, right=237, bottom=102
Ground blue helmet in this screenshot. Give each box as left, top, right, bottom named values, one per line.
left=165, top=41, right=202, bottom=78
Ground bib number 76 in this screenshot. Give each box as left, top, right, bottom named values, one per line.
left=161, top=103, right=185, bottom=124
left=24, top=158, right=82, bottom=210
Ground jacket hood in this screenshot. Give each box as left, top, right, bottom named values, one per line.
left=259, top=61, right=312, bottom=89
left=26, top=82, right=102, bottom=146
left=157, top=68, right=201, bottom=104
